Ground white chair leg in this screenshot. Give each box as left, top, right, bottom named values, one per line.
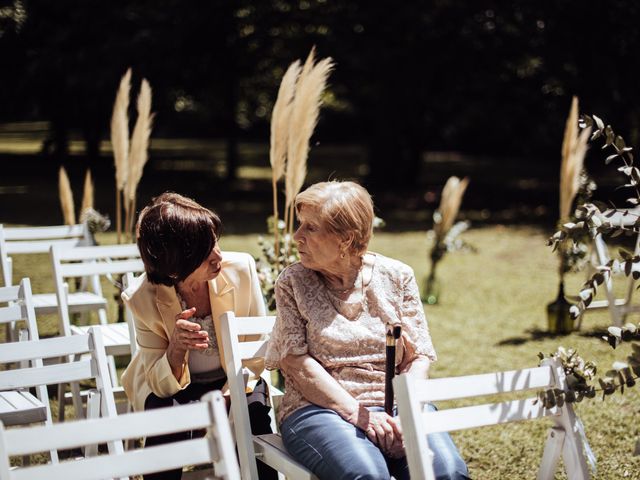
left=107, top=355, right=119, bottom=387
left=537, top=426, right=564, bottom=480
left=84, top=390, right=101, bottom=457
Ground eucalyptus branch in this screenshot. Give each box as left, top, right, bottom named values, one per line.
left=535, top=341, right=640, bottom=409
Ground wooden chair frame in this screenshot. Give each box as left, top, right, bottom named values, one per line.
left=219, top=311, right=317, bottom=480
left=0, top=327, right=122, bottom=464
left=0, top=391, right=240, bottom=480
left=394, top=358, right=591, bottom=480
left=49, top=243, right=144, bottom=420
left=0, top=278, right=57, bottom=462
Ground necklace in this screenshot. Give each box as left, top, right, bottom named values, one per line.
left=322, top=264, right=369, bottom=321
left=323, top=265, right=362, bottom=295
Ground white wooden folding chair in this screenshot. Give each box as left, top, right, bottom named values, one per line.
left=219, top=311, right=317, bottom=480
left=0, top=390, right=241, bottom=480
left=394, top=358, right=591, bottom=480
left=0, top=278, right=57, bottom=463
left=580, top=208, right=640, bottom=328
left=0, top=223, right=92, bottom=313
left=49, top=243, right=144, bottom=419
left=0, top=327, right=122, bottom=464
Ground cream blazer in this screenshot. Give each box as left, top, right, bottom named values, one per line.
left=121, top=251, right=266, bottom=412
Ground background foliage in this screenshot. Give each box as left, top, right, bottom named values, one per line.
left=2, top=0, right=640, bottom=187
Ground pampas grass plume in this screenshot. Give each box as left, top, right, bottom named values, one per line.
left=435, top=176, right=469, bottom=240
left=270, top=60, right=301, bottom=182
left=111, top=68, right=131, bottom=191
left=559, top=96, right=591, bottom=221
left=80, top=168, right=94, bottom=215
left=285, top=48, right=334, bottom=208
left=58, top=166, right=76, bottom=225
left=126, top=78, right=154, bottom=203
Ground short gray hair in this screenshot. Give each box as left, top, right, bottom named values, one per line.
left=295, top=181, right=374, bottom=256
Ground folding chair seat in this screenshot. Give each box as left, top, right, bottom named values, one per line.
left=219, top=311, right=317, bottom=480
left=0, top=390, right=240, bottom=480
left=394, top=358, right=592, bottom=480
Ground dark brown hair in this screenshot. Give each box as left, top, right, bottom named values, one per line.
left=136, top=192, right=222, bottom=286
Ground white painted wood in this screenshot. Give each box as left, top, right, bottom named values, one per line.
left=421, top=398, right=559, bottom=434
left=220, top=310, right=317, bottom=480
left=412, top=366, right=555, bottom=402
left=541, top=359, right=590, bottom=479
left=0, top=285, right=20, bottom=303
left=0, top=334, right=94, bottom=362
left=537, top=427, right=565, bottom=480
left=50, top=243, right=145, bottom=419
left=237, top=340, right=270, bottom=360
left=232, top=316, right=277, bottom=336
left=6, top=238, right=81, bottom=254
left=2, top=390, right=240, bottom=480
left=0, top=223, right=90, bottom=291
left=394, top=358, right=591, bottom=480
left=582, top=226, right=640, bottom=328
left=1, top=329, right=120, bottom=431
left=0, top=391, right=46, bottom=426
left=394, top=374, right=435, bottom=480
left=254, top=434, right=316, bottom=479
left=1, top=224, right=87, bottom=241
left=0, top=279, right=53, bottom=461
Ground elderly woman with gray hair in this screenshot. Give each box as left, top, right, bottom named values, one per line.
left=265, top=181, right=468, bottom=480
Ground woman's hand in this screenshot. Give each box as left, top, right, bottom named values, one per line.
left=352, top=407, right=405, bottom=458
left=166, top=307, right=209, bottom=379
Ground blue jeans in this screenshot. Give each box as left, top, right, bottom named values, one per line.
left=281, top=404, right=469, bottom=480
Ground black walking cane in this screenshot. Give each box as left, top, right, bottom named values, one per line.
left=385, top=325, right=402, bottom=415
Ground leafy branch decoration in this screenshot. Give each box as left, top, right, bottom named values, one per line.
left=548, top=114, right=640, bottom=319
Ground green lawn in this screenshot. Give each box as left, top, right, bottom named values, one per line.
left=6, top=225, right=640, bottom=478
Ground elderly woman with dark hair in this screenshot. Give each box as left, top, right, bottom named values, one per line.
left=121, top=192, right=276, bottom=480
left=265, top=181, right=469, bottom=480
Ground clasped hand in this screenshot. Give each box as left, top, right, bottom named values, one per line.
left=356, top=408, right=404, bottom=458
left=169, top=307, right=209, bottom=354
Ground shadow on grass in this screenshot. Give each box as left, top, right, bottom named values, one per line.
left=496, top=327, right=583, bottom=346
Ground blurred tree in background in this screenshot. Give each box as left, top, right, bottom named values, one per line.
left=1, top=0, right=639, bottom=186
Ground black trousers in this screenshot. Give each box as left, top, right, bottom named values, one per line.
left=143, top=377, right=278, bottom=480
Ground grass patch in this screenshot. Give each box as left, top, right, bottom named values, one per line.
left=5, top=225, right=640, bottom=478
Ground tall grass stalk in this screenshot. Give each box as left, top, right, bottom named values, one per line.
left=125, top=79, right=154, bottom=240
left=111, top=68, right=131, bottom=244
left=58, top=166, right=76, bottom=225
left=270, top=60, right=301, bottom=264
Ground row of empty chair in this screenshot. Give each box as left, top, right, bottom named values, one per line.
left=0, top=278, right=241, bottom=479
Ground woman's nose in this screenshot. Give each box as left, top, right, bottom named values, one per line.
left=210, top=246, right=222, bottom=262
left=293, top=228, right=302, bottom=243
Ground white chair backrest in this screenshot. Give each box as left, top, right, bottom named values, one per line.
left=394, top=358, right=590, bottom=480
left=220, top=312, right=275, bottom=480
left=122, top=271, right=143, bottom=356
left=50, top=243, right=144, bottom=336
left=0, top=327, right=119, bottom=426
left=0, top=390, right=241, bottom=480
left=0, top=278, right=39, bottom=342
left=0, top=224, right=91, bottom=287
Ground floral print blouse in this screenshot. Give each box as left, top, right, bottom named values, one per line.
left=265, top=253, right=437, bottom=424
